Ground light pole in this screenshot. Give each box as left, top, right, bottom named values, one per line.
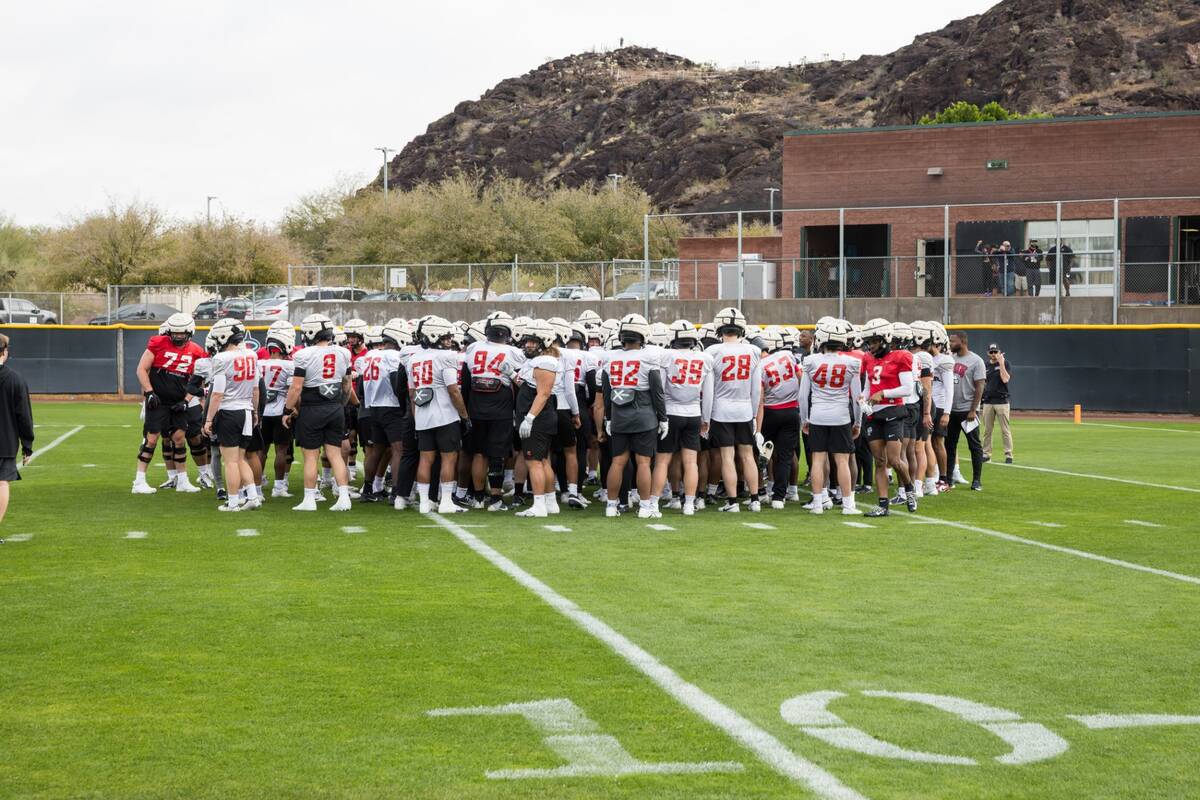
left=206, top=195, right=218, bottom=225
left=376, top=147, right=396, bottom=195
left=606, top=173, right=624, bottom=191
left=764, top=187, right=779, bottom=232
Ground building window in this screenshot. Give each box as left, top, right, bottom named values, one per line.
left=1025, top=219, right=1116, bottom=296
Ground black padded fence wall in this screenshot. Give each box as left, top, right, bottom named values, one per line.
left=0, top=327, right=119, bottom=393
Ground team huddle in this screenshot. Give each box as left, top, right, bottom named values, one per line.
left=130, top=308, right=968, bottom=518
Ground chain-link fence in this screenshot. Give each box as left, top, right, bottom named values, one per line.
left=105, top=284, right=300, bottom=324
left=0, top=292, right=107, bottom=325
left=1121, top=262, right=1200, bottom=306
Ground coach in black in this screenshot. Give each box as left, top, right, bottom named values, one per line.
left=0, top=333, right=35, bottom=532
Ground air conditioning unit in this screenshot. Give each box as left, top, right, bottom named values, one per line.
left=717, top=258, right=777, bottom=300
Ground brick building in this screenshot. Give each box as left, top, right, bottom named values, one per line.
left=678, top=111, right=1200, bottom=304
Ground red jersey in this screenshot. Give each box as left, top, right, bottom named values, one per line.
left=145, top=335, right=206, bottom=402
left=862, top=349, right=914, bottom=408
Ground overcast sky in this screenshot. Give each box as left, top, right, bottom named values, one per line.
left=1, top=0, right=996, bottom=228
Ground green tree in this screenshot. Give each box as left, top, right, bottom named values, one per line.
left=280, top=176, right=358, bottom=263
left=44, top=201, right=167, bottom=291
left=0, top=215, right=45, bottom=290
left=157, top=218, right=297, bottom=288
left=918, top=101, right=1051, bottom=125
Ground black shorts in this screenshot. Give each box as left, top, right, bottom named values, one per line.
left=295, top=403, right=345, bottom=449
left=611, top=429, right=656, bottom=458
left=914, top=406, right=931, bottom=441
left=417, top=421, right=461, bottom=454
left=370, top=407, right=407, bottom=446
left=144, top=402, right=189, bottom=436
left=808, top=423, right=855, bottom=454
left=523, top=428, right=554, bottom=461
left=470, top=418, right=513, bottom=460
left=864, top=405, right=907, bottom=442
left=0, top=457, right=20, bottom=482
left=344, top=405, right=358, bottom=440
left=932, top=407, right=948, bottom=437
left=901, top=403, right=920, bottom=440
left=260, top=415, right=293, bottom=447
left=245, top=425, right=265, bottom=454
left=554, top=409, right=578, bottom=448
left=357, top=412, right=374, bottom=447
left=658, top=415, right=701, bottom=454
left=186, top=405, right=204, bottom=439
left=709, top=419, right=754, bottom=448
left=213, top=409, right=255, bottom=449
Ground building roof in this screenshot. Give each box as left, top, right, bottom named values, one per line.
left=783, top=110, right=1200, bottom=137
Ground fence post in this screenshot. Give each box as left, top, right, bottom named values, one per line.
left=424, top=263, right=430, bottom=296
left=643, top=215, right=651, bottom=318
left=467, top=264, right=473, bottom=295
left=942, top=205, right=950, bottom=324
left=115, top=327, right=125, bottom=398
left=1168, top=262, right=1173, bottom=307
left=512, top=257, right=518, bottom=297
left=838, top=208, right=846, bottom=320
left=736, top=211, right=744, bottom=307
left=1054, top=201, right=1062, bottom=325
left=1112, top=198, right=1120, bottom=324
left=555, top=262, right=560, bottom=290
left=60, top=294, right=64, bottom=325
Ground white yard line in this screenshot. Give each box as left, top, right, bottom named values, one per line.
left=28, top=425, right=84, bottom=463
left=646, top=524, right=676, bottom=531
left=742, top=522, right=776, bottom=530
left=124, top=531, right=148, bottom=539
left=843, top=521, right=875, bottom=529
left=341, top=526, right=366, bottom=534
left=3, top=533, right=33, bottom=542
left=1069, top=714, right=1200, bottom=729
left=236, top=529, right=259, bottom=537
left=911, top=514, right=1200, bottom=586
left=1081, top=422, right=1199, bottom=434
left=1028, top=521, right=1065, bottom=528
left=543, top=524, right=572, bottom=532
left=428, top=512, right=867, bottom=800
left=1124, top=520, right=1164, bottom=529
left=992, top=462, right=1200, bottom=494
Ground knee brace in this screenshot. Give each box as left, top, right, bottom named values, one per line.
left=138, top=444, right=156, bottom=464
left=189, top=442, right=207, bottom=459
left=173, top=444, right=188, bottom=464
left=487, top=455, right=505, bottom=490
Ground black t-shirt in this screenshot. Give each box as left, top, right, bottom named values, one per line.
left=983, top=360, right=1011, bottom=403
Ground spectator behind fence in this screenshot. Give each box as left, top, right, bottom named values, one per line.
left=0, top=333, right=35, bottom=534
left=999, top=240, right=1020, bottom=296
left=1024, top=241, right=1043, bottom=297
left=1047, top=242, right=1075, bottom=297
left=975, top=241, right=998, bottom=297
left=947, top=331, right=986, bottom=490
left=980, top=343, right=1013, bottom=464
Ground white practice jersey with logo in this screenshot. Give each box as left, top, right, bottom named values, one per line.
left=705, top=341, right=762, bottom=422
left=258, top=357, right=295, bottom=416
left=409, top=348, right=462, bottom=430
left=210, top=350, right=259, bottom=412
left=604, top=349, right=657, bottom=395
left=464, top=341, right=523, bottom=387
left=799, top=352, right=862, bottom=426
left=760, top=350, right=801, bottom=408
left=931, top=352, right=956, bottom=412
left=359, top=349, right=403, bottom=409
left=293, top=344, right=351, bottom=391
left=906, top=349, right=934, bottom=403
left=662, top=350, right=714, bottom=419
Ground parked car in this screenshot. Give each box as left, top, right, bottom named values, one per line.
left=360, top=291, right=425, bottom=302
left=609, top=280, right=678, bottom=301
left=250, top=297, right=289, bottom=320
left=88, top=303, right=180, bottom=325
left=538, top=285, right=602, bottom=301
left=493, top=292, right=542, bottom=302
left=193, top=296, right=254, bottom=320
left=435, top=288, right=496, bottom=303
left=0, top=298, right=58, bottom=324
left=303, top=287, right=369, bottom=302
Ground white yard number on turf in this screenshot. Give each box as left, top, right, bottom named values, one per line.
left=428, top=698, right=743, bottom=779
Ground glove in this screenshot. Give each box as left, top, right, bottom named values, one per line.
left=519, top=413, right=534, bottom=440
left=171, top=401, right=188, bottom=413
left=144, top=391, right=160, bottom=410
left=658, top=420, right=669, bottom=440
left=604, top=420, right=612, bottom=437
left=460, top=417, right=473, bottom=436
left=498, top=359, right=516, bottom=378
left=754, top=432, right=766, bottom=451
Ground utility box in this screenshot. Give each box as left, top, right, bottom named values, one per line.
left=718, top=258, right=777, bottom=299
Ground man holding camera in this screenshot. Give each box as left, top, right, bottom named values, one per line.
left=980, top=343, right=1013, bottom=464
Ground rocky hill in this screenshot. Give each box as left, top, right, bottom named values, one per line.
left=375, top=0, right=1200, bottom=217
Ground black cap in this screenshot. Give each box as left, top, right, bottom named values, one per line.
left=987, top=343, right=999, bottom=352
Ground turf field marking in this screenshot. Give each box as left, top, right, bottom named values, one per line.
left=429, top=512, right=869, bottom=800
left=1124, top=519, right=1164, bottom=528
left=2, top=533, right=33, bottom=542
left=124, top=531, right=148, bottom=539
left=781, top=690, right=1068, bottom=766
left=416, top=523, right=487, bottom=528
left=992, top=462, right=1200, bottom=494
left=236, top=528, right=259, bottom=537
left=428, top=698, right=744, bottom=778
left=742, top=522, right=776, bottom=530
left=1068, top=714, right=1200, bottom=729
left=543, top=525, right=572, bottom=532
left=911, top=514, right=1200, bottom=586
left=1028, top=521, right=1064, bottom=528
left=27, top=425, right=84, bottom=463
left=842, top=521, right=874, bottom=529
left=81, top=463, right=96, bottom=468
left=1082, top=422, right=1200, bottom=434
left=646, top=524, right=676, bottom=531
left=341, top=525, right=366, bottom=534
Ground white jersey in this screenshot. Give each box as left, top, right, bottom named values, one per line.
left=604, top=349, right=658, bottom=393
left=554, top=351, right=583, bottom=415
left=464, top=341, right=523, bottom=388
left=760, top=350, right=801, bottom=408
left=590, top=348, right=617, bottom=388
left=799, top=352, right=862, bottom=426
left=931, top=352, right=956, bottom=413
left=258, top=357, right=295, bottom=417
left=662, top=350, right=714, bottom=420
left=908, top=350, right=934, bottom=404
left=210, top=349, right=259, bottom=412
left=409, top=347, right=462, bottom=430
left=359, top=349, right=403, bottom=409
left=293, top=344, right=351, bottom=391
left=705, top=340, right=762, bottom=423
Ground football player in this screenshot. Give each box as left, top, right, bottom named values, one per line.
left=463, top=311, right=522, bottom=511
left=258, top=322, right=296, bottom=497
left=514, top=320, right=563, bottom=518
left=652, top=319, right=712, bottom=515
left=756, top=327, right=801, bottom=509
left=201, top=319, right=261, bottom=511
left=799, top=319, right=862, bottom=515
left=284, top=314, right=354, bottom=511
left=132, top=313, right=205, bottom=494
left=860, top=318, right=918, bottom=516
left=545, top=318, right=584, bottom=507
left=357, top=319, right=409, bottom=502
left=409, top=316, right=471, bottom=514
left=928, top=322, right=956, bottom=493
left=705, top=308, right=762, bottom=512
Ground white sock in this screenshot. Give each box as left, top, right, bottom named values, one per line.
left=338, top=484, right=350, bottom=498
left=707, top=483, right=718, bottom=496
left=897, top=487, right=906, bottom=499
left=417, top=483, right=430, bottom=503
left=373, top=477, right=385, bottom=492
left=607, top=499, right=618, bottom=510
left=440, top=482, right=456, bottom=502
left=684, top=494, right=694, bottom=506
left=533, top=494, right=547, bottom=513
left=322, top=467, right=332, bottom=481
left=134, top=470, right=147, bottom=484
left=504, top=469, right=514, bottom=484
left=568, top=483, right=578, bottom=496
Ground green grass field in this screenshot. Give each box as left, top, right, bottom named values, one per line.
left=3, top=403, right=1199, bottom=799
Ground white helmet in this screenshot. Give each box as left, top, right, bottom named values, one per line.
left=365, top=325, right=383, bottom=347
left=575, top=309, right=601, bottom=326
left=668, top=319, right=698, bottom=347
left=890, top=321, right=913, bottom=347
left=698, top=322, right=717, bottom=343
left=265, top=321, right=295, bottom=352
left=712, top=307, right=747, bottom=336
left=485, top=310, right=514, bottom=339
left=815, top=318, right=852, bottom=348
left=300, top=313, right=335, bottom=344
left=618, top=313, right=651, bottom=344
left=381, top=318, right=411, bottom=347
left=208, top=318, right=246, bottom=349
left=164, top=313, right=195, bottom=341
left=597, top=318, right=619, bottom=344
left=650, top=322, right=670, bottom=347
left=860, top=317, right=893, bottom=345
left=417, top=315, right=455, bottom=348
left=203, top=328, right=220, bottom=355
left=520, top=318, right=557, bottom=351
left=343, top=318, right=369, bottom=341
left=778, top=326, right=799, bottom=351
left=758, top=327, right=785, bottom=352
left=850, top=324, right=865, bottom=349
left=333, top=326, right=347, bottom=346
left=158, top=321, right=170, bottom=335
left=512, top=315, right=532, bottom=341
left=465, top=320, right=488, bottom=345
left=910, top=320, right=936, bottom=347
left=569, top=322, right=589, bottom=345
left=546, top=317, right=572, bottom=345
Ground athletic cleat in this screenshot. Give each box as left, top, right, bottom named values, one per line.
left=486, top=499, right=510, bottom=512
left=359, top=488, right=378, bottom=503
left=516, top=507, right=547, bottom=518
left=785, top=488, right=801, bottom=502
left=905, top=494, right=918, bottom=513
left=271, top=485, right=292, bottom=498
left=748, top=500, right=761, bottom=512
left=1005, top=456, right=1013, bottom=464
left=346, top=487, right=362, bottom=500
left=216, top=488, right=228, bottom=502
left=244, top=496, right=263, bottom=510
left=314, top=490, right=327, bottom=503
left=197, top=473, right=214, bottom=489
left=545, top=496, right=561, bottom=515
left=292, top=497, right=318, bottom=512
left=864, top=505, right=890, bottom=517
left=665, top=497, right=682, bottom=510
left=811, top=501, right=824, bottom=515
left=330, top=495, right=353, bottom=512
left=605, top=505, right=620, bottom=518
left=953, top=472, right=968, bottom=485
left=418, top=500, right=434, bottom=514
left=158, top=477, right=177, bottom=490
left=841, top=503, right=858, bottom=515
left=175, top=477, right=200, bottom=493
left=132, top=482, right=157, bottom=495
left=682, top=503, right=695, bottom=516
left=888, top=494, right=907, bottom=506
left=637, top=506, right=662, bottom=519
left=693, top=497, right=705, bottom=511
left=718, top=500, right=740, bottom=513
left=770, top=499, right=785, bottom=510
left=393, top=496, right=409, bottom=511
left=438, top=502, right=468, bottom=514
left=217, top=503, right=243, bottom=512
left=936, top=480, right=952, bottom=493
left=971, top=480, right=983, bottom=491
left=912, top=483, right=924, bottom=499
left=566, top=493, right=588, bottom=509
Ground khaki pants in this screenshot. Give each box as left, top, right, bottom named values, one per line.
left=981, top=403, right=1012, bottom=458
